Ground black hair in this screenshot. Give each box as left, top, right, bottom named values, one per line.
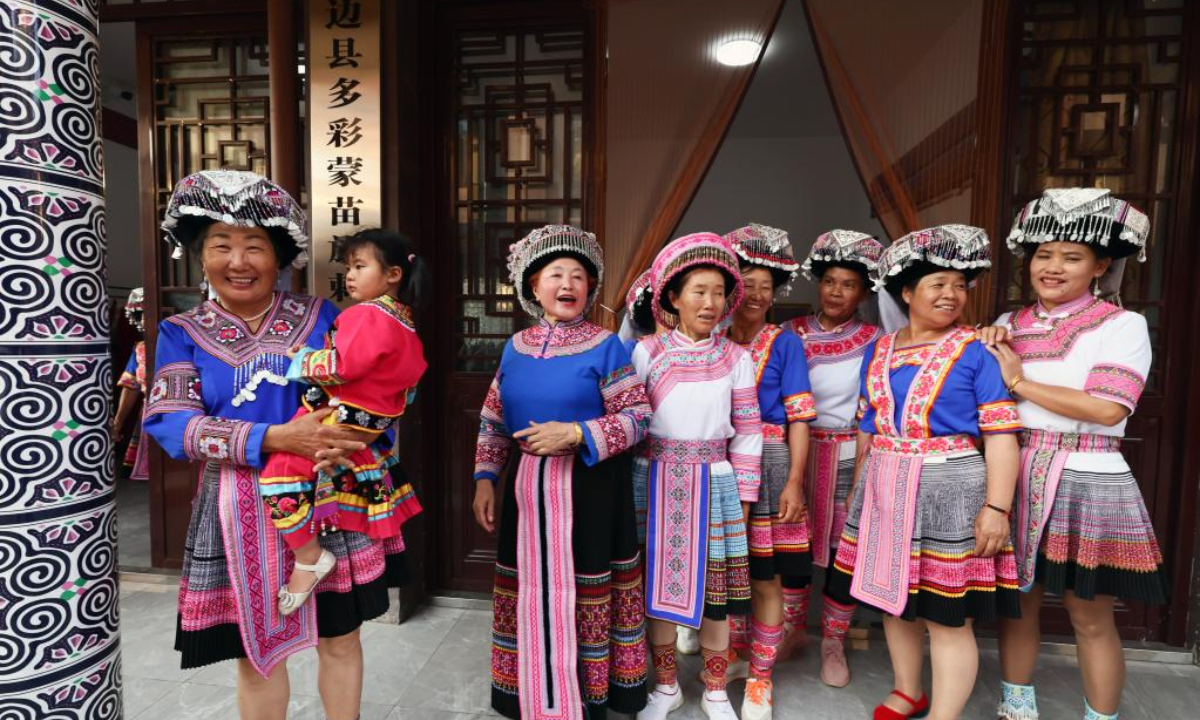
left=629, top=289, right=657, bottom=335
left=661, top=263, right=737, bottom=314
left=339, top=228, right=429, bottom=310
left=179, top=217, right=303, bottom=269
left=738, top=260, right=790, bottom=291
left=811, top=259, right=871, bottom=288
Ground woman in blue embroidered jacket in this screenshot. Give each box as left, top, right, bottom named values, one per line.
left=470, top=225, right=652, bottom=720
left=143, top=170, right=406, bottom=720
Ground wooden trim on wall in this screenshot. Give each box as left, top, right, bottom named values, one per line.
left=100, top=0, right=265, bottom=23
left=1167, top=0, right=1200, bottom=649
left=584, top=0, right=607, bottom=243
left=968, top=0, right=1019, bottom=326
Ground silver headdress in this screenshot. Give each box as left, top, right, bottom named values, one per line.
left=874, top=223, right=992, bottom=294
left=1007, top=187, right=1149, bottom=261
left=650, top=232, right=744, bottom=329
left=161, top=170, right=309, bottom=269
left=724, top=223, right=800, bottom=295
left=801, top=229, right=885, bottom=285
left=124, top=287, right=145, bottom=333
left=506, top=224, right=604, bottom=318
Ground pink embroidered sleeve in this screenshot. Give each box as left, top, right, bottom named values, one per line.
left=182, top=416, right=256, bottom=465
left=1084, top=312, right=1151, bottom=414
left=581, top=364, right=651, bottom=464
left=729, top=354, right=763, bottom=502
left=473, top=372, right=511, bottom=483
left=977, top=400, right=1022, bottom=434
left=1084, top=365, right=1145, bottom=412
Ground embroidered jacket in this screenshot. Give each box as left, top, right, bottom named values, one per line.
left=473, top=316, right=652, bottom=483
left=632, top=330, right=763, bottom=501
left=857, top=327, right=1021, bottom=438
left=786, top=315, right=881, bottom=430
left=996, top=294, right=1150, bottom=438
left=117, top=341, right=147, bottom=394
left=290, top=294, right=427, bottom=430
left=143, top=293, right=338, bottom=468
left=720, top=324, right=816, bottom=428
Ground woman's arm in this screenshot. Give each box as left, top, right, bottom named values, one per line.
left=975, top=432, right=1018, bottom=557
left=780, top=421, right=810, bottom=522
left=986, top=342, right=1130, bottom=426
left=473, top=370, right=512, bottom=533
left=112, top=386, right=140, bottom=442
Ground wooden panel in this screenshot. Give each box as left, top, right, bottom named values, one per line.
left=429, top=2, right=592, bottom=593
left=994, top=0, right=1197, bottom=643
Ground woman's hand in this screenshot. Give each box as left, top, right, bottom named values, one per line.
left=111, top=416, right=125, bottom=444
left=513, top=421, right=578, bottom=455
left=779, top=478, right=806, bottom=524
left=973, top=505, right=1009, bottom=558
left=263, top=407, right=369, bottom=461
left=473, top=480, right=496, bottom=533
left=984, top=342, right=1025, bottom=391
left=976, top=325, right=1010, bottom=347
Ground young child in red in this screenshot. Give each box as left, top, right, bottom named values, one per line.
left=259, top=228, right=428, bottom=615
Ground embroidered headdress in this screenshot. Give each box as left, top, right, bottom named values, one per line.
left=162, top=170, right=309, bottom=269
left=874, top=223, right=992, bottom=295
left=124, top=287, right=145, bottom=333
left=650, top=232, right=744, bottom=328
left=506, top=224, right=604, bottom=318
left=801, top=229, right=885, bottom=287
left=1007, top=188, right=1149, bottom=261
left=724, top=223, right=800, bottom=294
left=624, top=268, right=656, bottom=336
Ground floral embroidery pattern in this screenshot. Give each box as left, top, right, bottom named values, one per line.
left=865, top=328, right=974, bottom=438
left=145, top=361, right=203, bottom=418
left=584, top=365, right=651, bottom=462
left=788, top=316, right=880, bottom=368
left=783, top=391, right=817, bottom=423
left=978, top=400, right=1021, bottom=433
left=182, top=416, right=253, bottom=465
left=166, top=292, right=323, bottom=368
left=473, top=374, right=510, bottom=481
left=871, top=433, right=975, bottom=456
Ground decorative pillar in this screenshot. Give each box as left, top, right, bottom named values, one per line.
left=0, top=2, right=120, bottom=719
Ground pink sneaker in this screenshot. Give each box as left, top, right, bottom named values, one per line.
left=820, top=637, right=850, bottom=687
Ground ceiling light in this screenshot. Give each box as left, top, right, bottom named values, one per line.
left=716, top=39, right=762, bottom=67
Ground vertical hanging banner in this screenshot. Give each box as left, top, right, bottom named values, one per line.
left=309, top=0, right=383, bottom=307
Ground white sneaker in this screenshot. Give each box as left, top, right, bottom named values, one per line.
left=676, top=625, right=700, bottom=655
left=741, top=677, right=773, bottom=720
left=701, top=690, right=739, bottom=719
left=638, top=684, right=684, bottom=720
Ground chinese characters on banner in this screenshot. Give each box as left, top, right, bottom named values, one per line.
left=309, top=0, right=382, bottom=307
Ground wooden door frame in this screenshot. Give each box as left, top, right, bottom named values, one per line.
left=134, top=13, right=269, bottom=568
left=986, top=1, right=1200, bottom=647
left=414, top=0, right=605, bottom=596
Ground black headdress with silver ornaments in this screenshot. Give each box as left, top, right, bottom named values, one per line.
left=506, top=225, right=604, bottom=318
left=161, top=170, right=309, bottom=269
left=724, top=223, right=800, bottom=295
left=1007, top=187, right=1149, bottom=261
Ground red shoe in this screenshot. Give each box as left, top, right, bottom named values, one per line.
left=872, top=690, right=929, bottom=720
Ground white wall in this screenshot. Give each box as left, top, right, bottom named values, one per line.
left=103, top=139, right=142, bottom=295
left=674, top=0, right=885, bottom=308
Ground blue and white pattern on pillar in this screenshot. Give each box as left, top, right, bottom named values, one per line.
left=0, top=1, right=121, bottom=718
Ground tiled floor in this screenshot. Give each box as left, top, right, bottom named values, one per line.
left=119, top=577, right=1200, bottom=720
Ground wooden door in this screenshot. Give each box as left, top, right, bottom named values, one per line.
left=428, top=2, right=594, bottom=593
left=994, top=0, right=1199, bottom=643
left=136, top=19, right=270, bottom=567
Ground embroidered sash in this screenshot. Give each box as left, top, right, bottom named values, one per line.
left=1013, top=429, right=1121, bottom=591
left=645, top=438, right=724, bottom=629
left=515, top=451, right=582, bottom=720
left=851, top=328, right=975, bottom=614
left=217, top=463, right=318, bottom=677
left=807, top=428, right=856, bottom=567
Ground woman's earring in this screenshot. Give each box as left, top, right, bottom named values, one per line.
left=1092, top=277, right=1102, bottom=298
left=200, top=275, right=209, bottom=294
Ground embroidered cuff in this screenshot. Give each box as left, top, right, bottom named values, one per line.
left=474, top=422, right=511, bottom=482
left=1084, top=364, right=1145, bottom=412
left=286, top=347, right=315, bottom=382
left=146, top=362, right=203, bottom=418
left=978, top=400, right=1022, bottom=434
left=784, top=392, right=817, bottom=423
left=182, top=416, right=259, bottom=466
left=299, top=346, right=344, bottom=386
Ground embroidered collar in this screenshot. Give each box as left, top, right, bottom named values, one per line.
left=512, top=315, right=609, bottom=358
left=720, top=324, right=781, bottom=383
left=365, top=294, right=416, bottom=331
left=1033, top=292, right=1096, bottom=322
left=1008, top=297, right=1121, bottom=362
left=789, top=314, right=879, bottom=367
